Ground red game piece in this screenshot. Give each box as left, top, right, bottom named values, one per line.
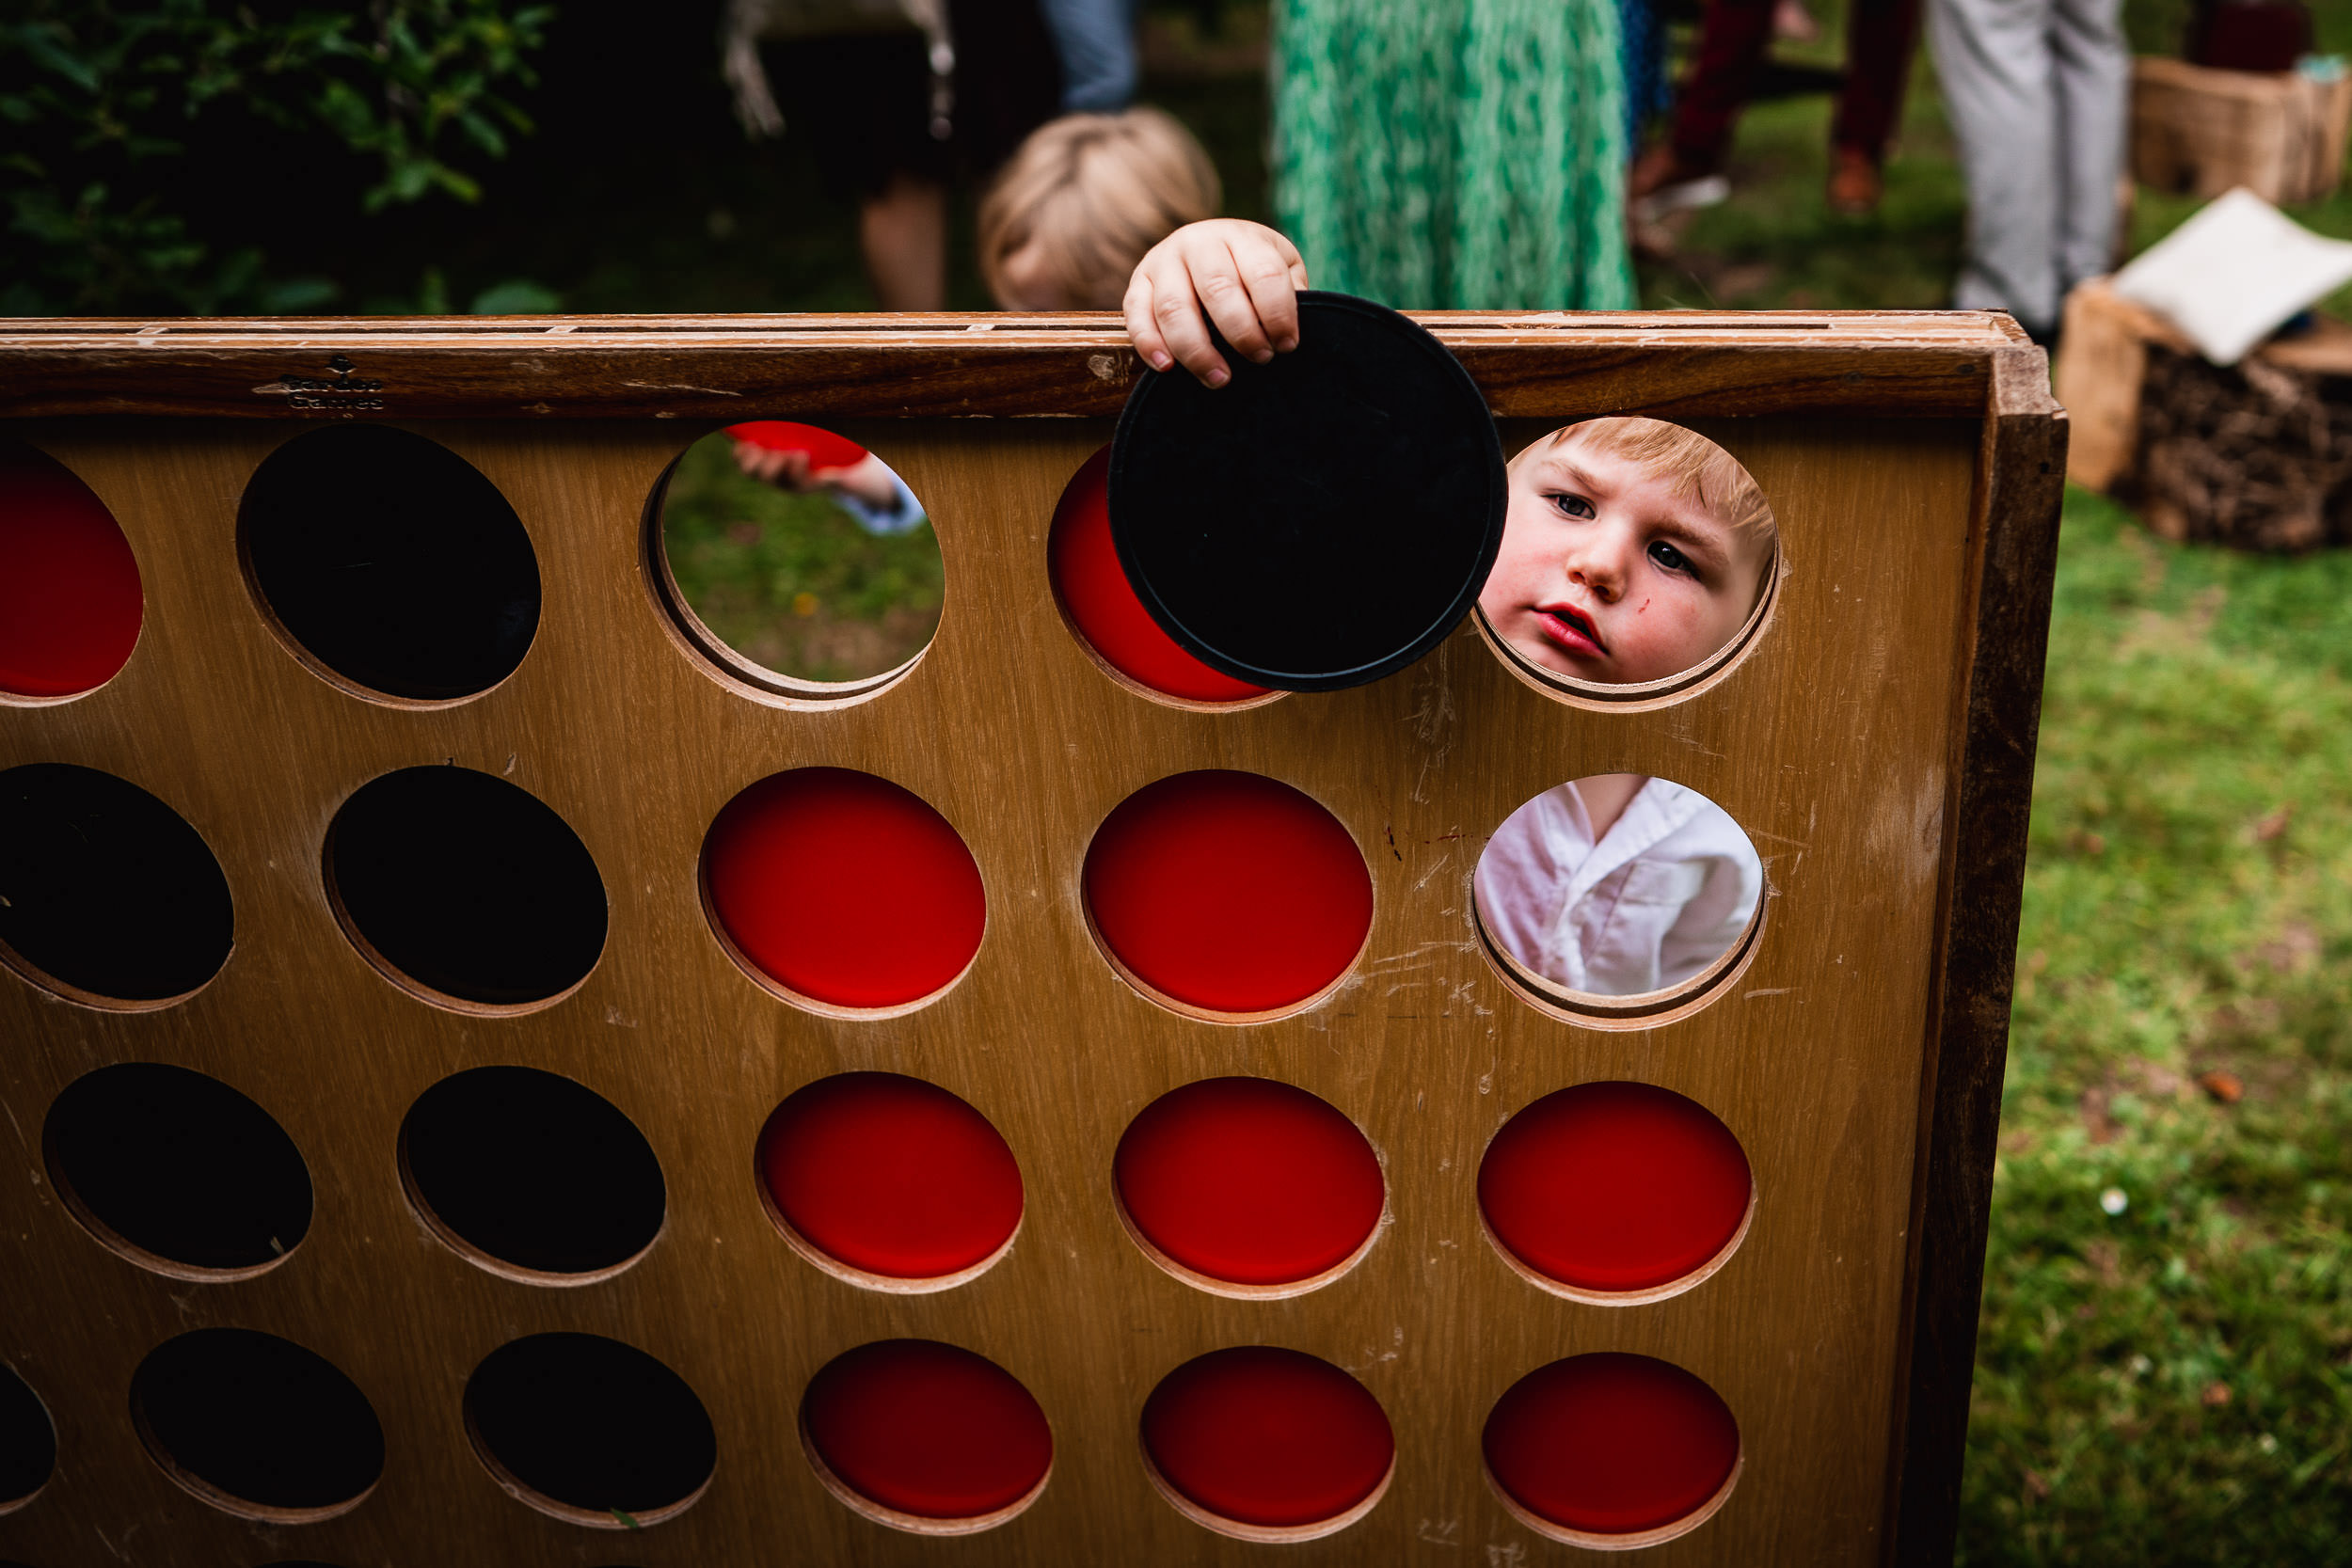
left=1083, top=770, right=1371, bottom=1014
left=759, top=1073, right=1022, bottom=1281
left=1141, top=1346, right=1393, bottom=1530
left=1483, top=1353, right=1740, bottom=1538
left=0, top=443, right=141, bottom=699
left=803, top=1339, right=1051, bottom=1522
left=1116, top=1077, right=1381, bottom=1287
left=1048, top=445, right=1270, bottom=704
left=703, top=768, right=984, bottom=1009
left=1479, top=1082, right=1752, bottom=1293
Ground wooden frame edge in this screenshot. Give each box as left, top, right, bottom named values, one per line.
left=1883, top=344, right=2067, bottom=1566
left=0, top=311, right=2026, bottom=420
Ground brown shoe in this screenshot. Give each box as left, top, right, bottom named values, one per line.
left=1826, top=146, right=1883, bottom=215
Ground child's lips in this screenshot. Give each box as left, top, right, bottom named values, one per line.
left=1534, top=605, right=1607, bottom=658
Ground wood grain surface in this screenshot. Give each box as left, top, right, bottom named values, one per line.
left=0, top=320, right=2056, bottom=1568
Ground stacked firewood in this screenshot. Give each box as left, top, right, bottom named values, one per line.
left=2124, top=345, right=2352, bottom=551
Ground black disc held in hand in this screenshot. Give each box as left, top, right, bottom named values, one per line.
left=1108, top=293, right=1506, bottom=690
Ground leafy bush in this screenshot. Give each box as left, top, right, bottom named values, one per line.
left=1, top=0, right=551, bottom=312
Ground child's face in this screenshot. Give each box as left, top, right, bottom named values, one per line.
left=1479, top=432, right=1770, bottom=685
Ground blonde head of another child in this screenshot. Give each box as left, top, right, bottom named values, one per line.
left=980, top=110, right=1222, bottom=311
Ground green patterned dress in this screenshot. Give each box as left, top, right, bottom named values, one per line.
left=1272, top=0, right=1635, bottom=310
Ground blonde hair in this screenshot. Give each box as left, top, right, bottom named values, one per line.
left=1549, top=417, right=1778, bottom=560
left=979, top=109, right=1221, bottom=310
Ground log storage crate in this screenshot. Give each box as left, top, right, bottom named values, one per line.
left=0, top=312, right=2064, bottom=1568
left=2130, top=55, right=2352, bottom=206
left=2057, top=277, right=2352, bottom=549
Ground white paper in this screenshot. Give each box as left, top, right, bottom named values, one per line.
left=2110, top=187, right=2352, bottom=365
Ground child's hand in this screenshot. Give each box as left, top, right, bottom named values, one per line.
left=734, top=439, right=818, bottom=491
left=733, top=440, right=900, bottom=510
left=1123, top=219, right=1309, bottom=388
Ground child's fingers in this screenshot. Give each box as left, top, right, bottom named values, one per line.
left=1173, top=230, right=1279, bottom=368
left=1135, top=252, right=1232, bottom=387
left=1232, top=235, right=1306, bottom=356
left=1122, top=272, right=1175, bottom=374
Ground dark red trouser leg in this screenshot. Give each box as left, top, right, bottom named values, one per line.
left=1669, top=0, right=1776, bottom=168
left=1832, top=0, right=1924, bottom=160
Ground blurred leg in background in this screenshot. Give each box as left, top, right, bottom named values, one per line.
left=762, top=31, right=957, bottom=310
left=1827, top=0, right=1922, bottom=212
left=747, top=0, right=1063, bottom=311
left=859, top=171, right=951, bottom=310
left=2051, top=0, right=2131, bottom=293
left=1930, top=0, right=2127, bottom=338
left=1633, top=0, right=1923, bottom=214
left=1630, top=0, right=1776, bottom=198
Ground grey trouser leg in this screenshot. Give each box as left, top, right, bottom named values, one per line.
left=1930, top=0, right=2129, bottom=333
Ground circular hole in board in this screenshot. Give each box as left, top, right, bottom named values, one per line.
left=44, top=1063, right=312, bottom=1281
left=0, top=440, right=142, bottom=704
left=1113, top=1077, right=1382, bottom=1296
left=1483, top=1352, right=1741, bottom=1547
left=701, top=768, right=984, bottom=1016
left=1045, top=445, right=1276, bottom=708
left=1139, top=1345, right=1394, bottom=1541
left=399, top=1067, right=665, bottom=1285
left=1473, top=417, right=1781, bottom=710
left=646, top=422, right=943, bottom=700
left=1472, top=773, right=1765, bottom=1029
left=755, top=1073, right=1021, bottom=1292
left=799, top=1338, right=1051, bottom=1534
left=1082, top=770, right=1372, bottom=1021
left=324, top=765, right=608, bottom=1013
left=238, top=424, right=540, bottom=704
left=1479, top=1082, right=1753, bottom=1304
left=463, top=1333, right=717, bottom=1529
left=0, top=763, right=233, bottom=1010
left=1108, top=292, right=1506, bottom=691
left=130, top=1328, right=384, bottom=1524
left=0, top=1363, right=56, bottom=1513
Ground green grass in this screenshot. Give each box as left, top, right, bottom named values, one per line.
left=1957, top=491, right=2352, bottom=1565
left=658, top=436, right=944, bottom=683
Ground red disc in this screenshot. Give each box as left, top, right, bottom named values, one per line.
left=759, top=1073, right=1023, bottom=1279
left=723, top=421, right=870, bottom=471
left=803, top=1339, right=1051, bottom=1520
left=1483, top=1354, right=1740, bottom=1537
left=1141, top=1346, right=1393, bottom=1528
left=1083, top=771, right=1371, bottom=1013
left=703, top=768, right=984, bottom=1009
left=1116, top=1078, right=1382, bottom=1286
left=0, top=443, right=142, bottom=698
left=1479, top=1083, right=1752, bottom=1292
left=1048, top=446, right=1270, bottom=704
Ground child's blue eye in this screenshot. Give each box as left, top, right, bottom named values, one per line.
left=1648, top=540, right=1695, bottom=576
left=1550, top=493, right=1595, bottom=520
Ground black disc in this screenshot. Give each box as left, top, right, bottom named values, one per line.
left=0, top=763, right=233, bottom=1002
left=1108, top=292, right=1506, bottom=690
left=326, top=766, right=607, bottom=1007
left=240, top=423, right=540, bottom=701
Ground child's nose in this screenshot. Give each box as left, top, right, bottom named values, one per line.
left=1562, top=530, right=1635, bottom=601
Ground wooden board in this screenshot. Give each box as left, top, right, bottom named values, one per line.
left=0, top=313, right=2063, bottom=1568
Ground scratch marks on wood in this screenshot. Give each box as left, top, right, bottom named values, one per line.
left=1406, top=644, right=1456, bottom=802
